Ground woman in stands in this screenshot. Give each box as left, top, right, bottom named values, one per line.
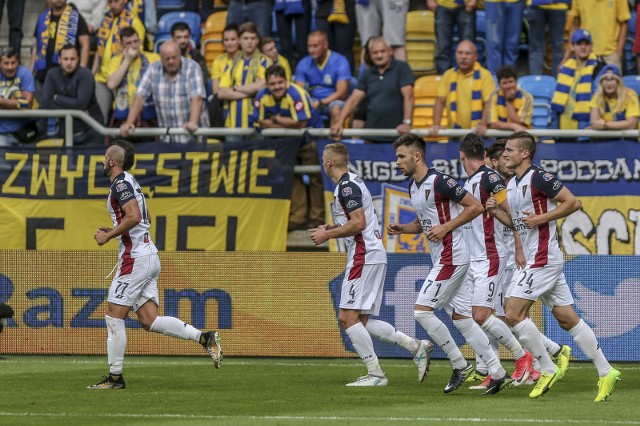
left=589, top=64, right=640, bottom=131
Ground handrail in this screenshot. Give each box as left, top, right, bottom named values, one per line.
left=2, top=110, right=640, bottom=147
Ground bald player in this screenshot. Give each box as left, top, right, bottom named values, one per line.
left=88, top=141, right=222, bottom=390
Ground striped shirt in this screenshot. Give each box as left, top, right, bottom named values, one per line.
left=219, top=54, right=270, bottom=128
left=253, top=83, right=323, bottom=128
left=137, top=57, right=209, bottom=143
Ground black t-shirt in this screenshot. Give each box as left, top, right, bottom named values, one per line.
left=34, top=10, right=90, bottom=82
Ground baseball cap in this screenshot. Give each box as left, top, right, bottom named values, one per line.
left=572, top=29, right=592, bottom=44
left=599, top=64, right=622, bottom=78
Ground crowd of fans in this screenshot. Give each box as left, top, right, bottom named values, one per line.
left=0, top=0, right=638, bottom=229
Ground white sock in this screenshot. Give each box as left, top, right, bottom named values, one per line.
left=541, top=333, right=561, bottom=356
left=455, top=318, right=505, bottom=379
left=569, top=319, right=611, bottom=377
left=415, top=310, right=466, bottom=369
left=365, top=319, right=420, bottom=354
left=533, top=358, right=541, bottom=372
left=512, top=319, right=556, bottom=374
left=481, top=315, right=526, bottom=359
left=475, top=353, right=488, bottom=375
left=345, top=322, right=384, bottom=377
left=105, top=315, right=126, bottom=376
left=149, top=316, right=201, bottom=342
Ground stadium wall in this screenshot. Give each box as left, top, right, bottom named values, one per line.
left=1, top=251, right=637, bottom=361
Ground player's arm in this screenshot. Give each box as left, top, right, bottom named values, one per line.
left=95, top=199, right=142, bottom=246
left=310, top=207, right=366, bottom=245
left=427, top=192, right=483, bottom=242
left=387, top=218, right=422, bottom=235
left=523, top=186, right=581, bottom=228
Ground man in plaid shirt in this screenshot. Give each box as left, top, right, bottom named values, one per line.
left=120, top=41, right=209, bottom=143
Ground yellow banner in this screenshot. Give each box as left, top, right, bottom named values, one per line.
left=0, top=198, right=289, bottom=251
left=0, top=251, right=350, bottom=357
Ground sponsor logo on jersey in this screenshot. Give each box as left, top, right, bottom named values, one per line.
left=120, top=191, right=133, bottom=199
left=342, top=186, right=352, bottom=197
left=552, top=181, right=561, bottom=191
left=346, top=200, right=358, bottom=209
left=455, top=186, right=464, bottom=195
left=494, top=184, right=506, bottom=192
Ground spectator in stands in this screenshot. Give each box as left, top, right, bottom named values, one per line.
left=72, top=0, right=108, bottom=49
left=356, top=0, right=410, bottom=60
left=315, top=0, right=356, bottom=74
left=0, top=0, right=25, bottom=56
left=226, top=0, right=273, bottom=40
left=525, top=0, right=568, bottom=77
left=92, top=0, right=146, bottom=125
left=488, top=65, right=533, bottom=131
left=127, top=0, right=158, bottom=38
left=120, top=41, right=209, bottom=144
left=42, top=44, right=104, bottom=146
left=261, top=36, right=292, bottom=81
left=294, top=30, right=351, bottom=129
left=171, top=22, right=209, bottom=87
left=485, top=0, right=524, bottom=74
left=209, top=23, right=240, bottom=128
left=0, top=47, right=38, bottom=147
left=31, top=0, right=90, bottom=105
left=331, top=36, right=414, bottom=143
left=589, top=64, right=640, bottom=130
left=431, top=41, right=495, bottom=137
left=552, top=29, right=604, bottom=130
left=568, top=0, right=630, bottom=69
left=254, top=65, right=325, bottom=231
left=427, top=0, right=476, bottom=75
left=106, top=27, right=159, bottom=130
left=274, top=0, right=312, bottom=69
left=218, top=22, right=270, bottom=132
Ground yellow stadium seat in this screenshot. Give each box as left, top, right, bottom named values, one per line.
left=413, top=75, right=448, bottom=141
left=202, top=11, right=227, bottom=68
left=406, top=10, right=437, bottom=76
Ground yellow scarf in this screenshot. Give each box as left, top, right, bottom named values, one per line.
left=96, top=9, right=135, bottom=59
left=495, top=89, right=525, bottom=123
left=551, top=53, right=597, bottom=124
left=449, top=61, right=484, bottom=128
left=328, top=0, right=349, bottom=24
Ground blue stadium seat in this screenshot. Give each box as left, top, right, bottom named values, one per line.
left=157, top=11, right=202, bottom=48
left=518, top=75, right=557, bottom=129
left=623, top=75, right=640, bottom=97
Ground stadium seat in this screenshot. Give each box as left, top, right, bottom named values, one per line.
left=405, top=10, right=437, bottom=75
left=202, top=11, right=228, bottom=69
left=623, top=75, right=640, bottom=97
left=518, top=75, right=557, bottom=129
left=157, top=11, right=202, bottom=48
left=413, top=75, right=448, bottom=141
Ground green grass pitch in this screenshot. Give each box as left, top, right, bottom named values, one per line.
left=0, top=356, right=637, bottom=426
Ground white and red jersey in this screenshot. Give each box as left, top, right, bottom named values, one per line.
left=498, top=178, right=515, bottom=267
left=507, top=165, right=564, bottom=267
left=332, top=172, right=387, bottom=270
left=464, top=165, right=507, bottom=263
left=409, top=169, right=470, bottom=266
left=108, top=172, right=158, bottom=267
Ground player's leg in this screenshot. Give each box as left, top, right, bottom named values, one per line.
left=543, top=274, right=620, bottom=401
left=340, top=264, right=387, bottom=386
left=449, top=277, right=510, bottom=395
left=472, top=260, right=532, bottom=386
left=360, top=264, right=432, bottom=381
left=135, top=254, right=222, bottom=367
left=506, top=266, right=564, bottom=398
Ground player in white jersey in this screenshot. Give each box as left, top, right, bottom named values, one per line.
left=485, top=140, right=571, bottom=386
left=387, top=134, right=511, bottom=395
left=459, top=134, right=533, bottom=390
left=487, top=131, right=621, bottom=401
left=310, top=143, right=433, bottom=386
left=88, top=141, right=222, bottom=390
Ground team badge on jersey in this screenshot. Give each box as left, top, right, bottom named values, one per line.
left=472, top=183, right=478, bottom=194
left=294, top=100, right=304, bottom=111
left=342, top=186, right=352, bottom=197
left=542, top=172, right=554, bottom=181
left=425, top=189, right=431, bottom=200
left=446, top=178, right=456, bottom=188
left=489, top=173, right=499, bottom=183
left=115, top=181, right=127, bottom=192
left=323, top=74, right=333, bottom=85
left=522, top=185, right=528, bottom=197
